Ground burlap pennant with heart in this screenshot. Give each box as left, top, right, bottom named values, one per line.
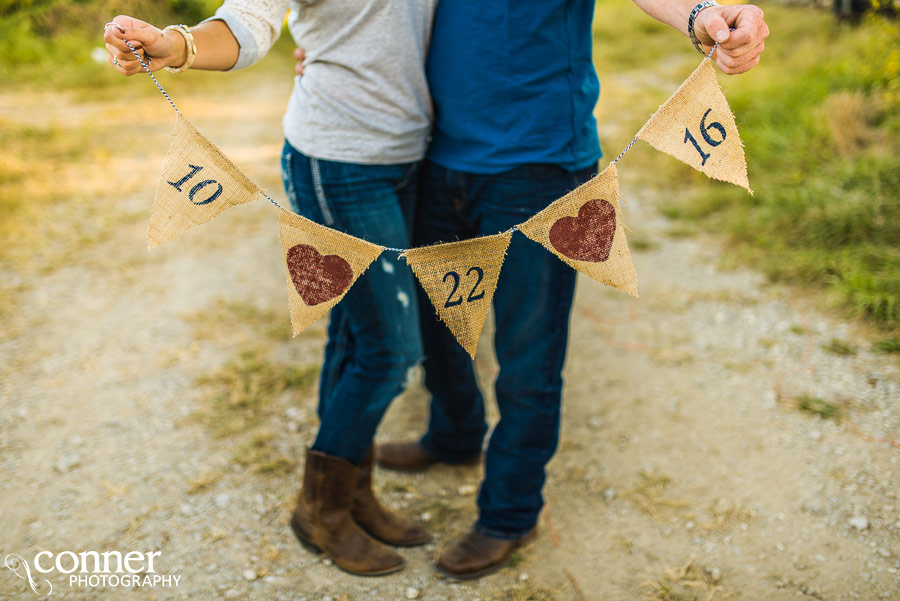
left=636, top=58, right=751, bottom=193
left=278, top=208, right=385, bottom=335
left=519, top=164, right=638, bottom=297
left=402, top=232, right=513, bottom=358
left=148, top=113, right=262, bottom=248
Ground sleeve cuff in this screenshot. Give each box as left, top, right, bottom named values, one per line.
left=200, top=11, right=259, bottom=71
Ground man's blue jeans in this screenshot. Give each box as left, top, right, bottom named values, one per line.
left=281, top=141, right=423, bottom=465
left=415, top=160, right=596, bottom=539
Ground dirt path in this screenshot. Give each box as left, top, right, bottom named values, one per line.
left=1, top=67, right=899, bottom=601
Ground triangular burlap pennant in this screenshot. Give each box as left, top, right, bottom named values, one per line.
left=518, top=163, right=638, bottom=297
left=402, top=232, right=513, bottom=358
left=278, top=208, right=385, bottom=335
left=636, top=58, right=751, bottom=193
left=148, top=113, right=262, bottom=248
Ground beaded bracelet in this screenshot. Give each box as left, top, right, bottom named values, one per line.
left=163, top=24, right=196, bottom=73
left=687, top=0, right=719, bottom=55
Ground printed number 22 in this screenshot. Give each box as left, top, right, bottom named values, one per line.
left=443, top=267, right=485, bottom=308
left=168, top=164, right=223, bottom=206
left=683, top=108, right=727, bottom=166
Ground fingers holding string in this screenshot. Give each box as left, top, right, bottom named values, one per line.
left=104, top=19, right=154, bottom=75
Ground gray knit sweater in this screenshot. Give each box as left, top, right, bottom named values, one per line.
left=207, top=0, right=435, bottom=164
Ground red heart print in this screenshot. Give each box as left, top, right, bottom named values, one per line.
left=286, top=244, right=354, bottom=306
left=548, top=199, right=616, bottom=263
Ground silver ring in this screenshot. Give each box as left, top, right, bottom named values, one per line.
left=113, top=56, right=119, bottom=66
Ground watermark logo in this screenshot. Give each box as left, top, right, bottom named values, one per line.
left=3, top=550, right=181, bottom=596
left=5, top=554, right=53, bottom=596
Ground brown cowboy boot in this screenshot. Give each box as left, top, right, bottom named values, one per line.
left=436, top=528, right=535, bottom=580
left=376, top=439, right=481, bottom=473
left=352, top=446, right=430, bottom=546
left=290, top=449, right=404, bottom=576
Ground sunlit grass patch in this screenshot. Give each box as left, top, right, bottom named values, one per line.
left=873, top=337, right=900, bottom=353
left=643, top=559, right=737, bottom=601
left=624, top=469, right=691, bottom=521
left=233, top=430, right=297, bottom=475
left=188, top=299, right=293, bottom=342
left=796, top=395, right=842, bottom=420
left=490, top=583, right=559, bottom=601
left=822, top=337, right=857, bottom=356
left=196, top=349, right=318, bottom=437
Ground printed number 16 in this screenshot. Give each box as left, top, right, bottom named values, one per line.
left=683, top=108, right=726, bottom=166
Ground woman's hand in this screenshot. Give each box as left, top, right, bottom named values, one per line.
left=294, top=47, right=307, bottom=76
left=104, top=16, right=187, bottom=76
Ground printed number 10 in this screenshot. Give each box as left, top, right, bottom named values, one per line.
left=167, top=164, right=223, bottom=206
left=683, top=108, right=726, bottom=166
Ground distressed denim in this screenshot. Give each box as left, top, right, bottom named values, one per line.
left=281, top=141, right=423, bottom=465
left=415, top=160, right=596, bottom=538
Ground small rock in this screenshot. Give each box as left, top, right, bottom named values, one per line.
left=458, top=484, right=477, bottom=496
left=814, top=554, right=826, bottom=563
left=12, top=407, right=27, bottom=418
left=849, top=516, right=869, bottom=531
left=876, top=548, right=892, bottom=558
left=421, top=512, right=432, bottom=521
left=243, top=569, right=257, bottom=581
left=519, top=572, right=529, bottom=581
left=54, top=453, right=82, bottom=473
left=287, top=421, right=300, bottom=433
left=602, top=488, right=616, bottom=502
left=214, top=494, right=231, bottom=508
left=223, top=589, right=241, bottom=599
left=180, top=503, right=194, bottom=516
left=685, top=520, right=695, bottom=530
left=322, top=558, right=332, bottom=566
left=406, top=587, right=420, bottom=599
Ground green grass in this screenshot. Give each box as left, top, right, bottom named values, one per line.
left=796, top=395, right=842, bottom=420
left=197, top=349, right=318, bottom=437
left=653, top=7, right=900, bottom=331
left=874, top=337, right=900, bottom=353
left=0, top=1, right=221, bottom=88
left=822, top=337, right=857, bottom=356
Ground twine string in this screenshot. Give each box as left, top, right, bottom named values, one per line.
left=110, top=22, right=722, bottom=255
left=610, top=39, right=721, bottom=166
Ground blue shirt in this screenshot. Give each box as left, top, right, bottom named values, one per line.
left=425, top=0, right=602, bottom=174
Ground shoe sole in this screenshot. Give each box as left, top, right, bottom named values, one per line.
left=436, top=561, right=506, bottom=581
left=434, top=529, right=537, bottom=581
left=377, top=455, right=482, bottom=474
left=289, top=514, right=405, bottom=577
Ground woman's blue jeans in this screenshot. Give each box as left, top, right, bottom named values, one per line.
left=414, top=159, right=596, bottom=539
left=280, top=141, right=423, bottom=465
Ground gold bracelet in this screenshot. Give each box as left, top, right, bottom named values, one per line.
left=163, top=24, right=196, bottom=73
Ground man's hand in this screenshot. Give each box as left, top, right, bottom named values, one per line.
left=294, top=47, right=307, bottom=76
left=693, top=4, right=769, bottom=74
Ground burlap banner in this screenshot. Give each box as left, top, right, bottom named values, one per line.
left=278, top=208, right=384, bottom=335
left=636, top=58, right=751, bottom=193
left=519, top=164, right=638, bottom=297
left=402, top=232, right=513, bottom=358
left=148, top=113, right=262, bottom=248
left=136, top=53, right=755, bottom=357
